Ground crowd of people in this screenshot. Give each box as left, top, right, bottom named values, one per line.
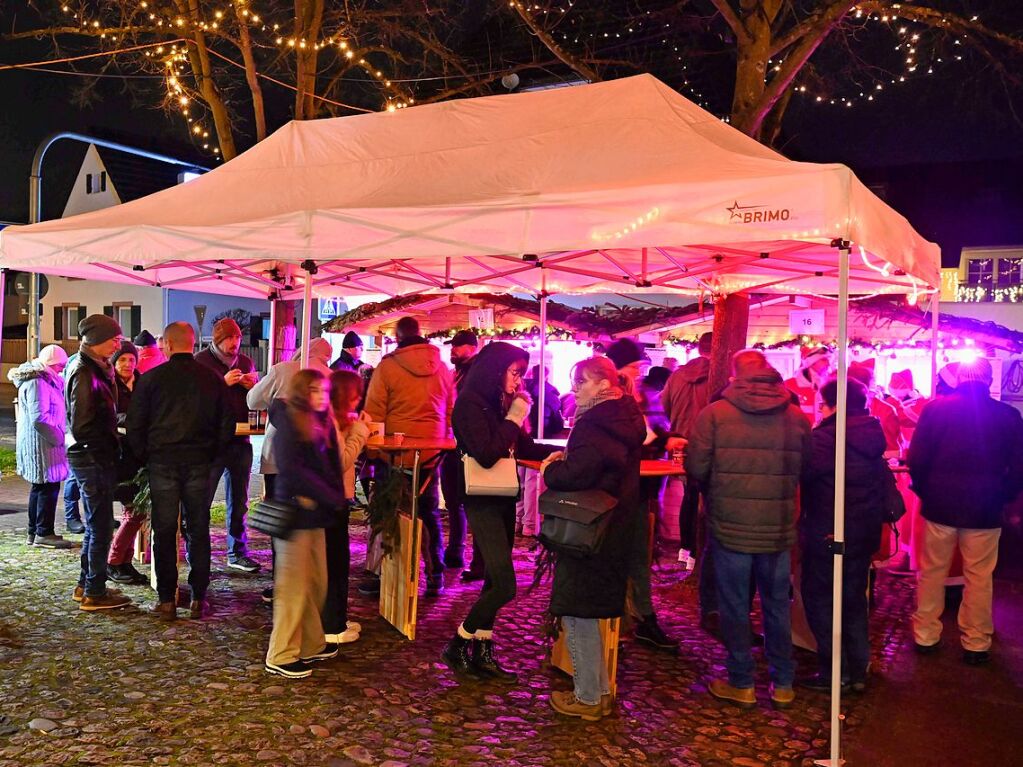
left=10, top=311, right=1021, bottom=721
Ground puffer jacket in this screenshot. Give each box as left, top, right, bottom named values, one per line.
left=65, top=348, right=120, bottom=469
left=364, top=338, right=454, bottom=439
left=801, top=410, right=890, bottom=558
left=136, top=346, right=167, bottom=374
left=908, top=382, right=1023, bottom=529
left=660, top=356, right=710, bottom=438
left=543, top=395, right=646, bottom=619
left=452, top=342, right=556, bottom=468
left=10, top=362, right=69, bottom=484
left=246, top=339, right=332, bottom=475
left=685, top=370, right=811, bottom=553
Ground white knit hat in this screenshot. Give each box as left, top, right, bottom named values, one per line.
left=37, top=344, right=69, bottom=368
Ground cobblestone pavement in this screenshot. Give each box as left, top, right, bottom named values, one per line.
left=0, top=522, right=914, bottom=767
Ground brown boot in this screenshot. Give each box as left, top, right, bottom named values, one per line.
left=600, top=693, right=614, bottom=716
left=80, top=591, right=132, bottom=612
left=708, top=678, right=756, bottom=709
left=151, top=601, right=177, bottom=621
left=189, top=600, right=207, bottom=620
left=550, top=690, right=604, bottom=722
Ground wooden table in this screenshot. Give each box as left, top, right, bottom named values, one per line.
left=518, top=456, right=682, bottom=697
left=518, top=458, right=685, bottom=477
left=235, top=423, right=266, bottom=437
left=372, top=436, right=457, bottom=640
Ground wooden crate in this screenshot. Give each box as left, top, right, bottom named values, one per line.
left=379, top=514, right=423, bottom=640
left=550, top=617, right=621, bottom=698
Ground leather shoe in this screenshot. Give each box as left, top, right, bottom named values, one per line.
left=189, top=600, right=207, bottom=619
left=963, top=649, right=990, bottom=666
left=707, top=678, right=755, bottom=708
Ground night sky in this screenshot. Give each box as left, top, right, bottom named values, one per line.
left=2, top=3, right=1022, bottom=267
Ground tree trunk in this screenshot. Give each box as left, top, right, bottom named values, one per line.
left=274, top=300, right=297, bottom=365
left=708, top=293, right=751, bottom=396
left=293, top=0, right=324, bottom=120
left=233, top=1, right=267, bottom=142
left=178, top=0, right=237, bottom=159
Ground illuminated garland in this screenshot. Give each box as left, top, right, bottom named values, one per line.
left=424, top=326, right=575, bottom=342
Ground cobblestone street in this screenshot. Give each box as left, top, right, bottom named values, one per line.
left=0, top=517, right=928, bottom=767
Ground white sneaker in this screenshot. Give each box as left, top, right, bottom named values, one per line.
left=324, top=626, right=360, bottom=644
left=677, top=548, right=695, bottom=570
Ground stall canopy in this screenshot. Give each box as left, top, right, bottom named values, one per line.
left=0, top=74, right=938, bottom=300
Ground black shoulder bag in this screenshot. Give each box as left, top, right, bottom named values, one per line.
left=248, top=498, right=300, bottom=540
left=538, top=489, right=618, bottom=558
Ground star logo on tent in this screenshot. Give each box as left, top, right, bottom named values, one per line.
left=726, top=201, right=765, bottom=222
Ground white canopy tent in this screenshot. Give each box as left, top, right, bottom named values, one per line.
left=1, top=74, right=939, bottom=765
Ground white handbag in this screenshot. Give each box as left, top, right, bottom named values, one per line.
left=462, top=452, right=520, bottom=497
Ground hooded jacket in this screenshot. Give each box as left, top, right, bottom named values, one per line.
left=801, top=410, right=891, bottom=557
left=10, top=361, right=69, bottom=484
left=451, top=342, right=555, bottom=468
left=908, top=382, right=1023, bottom=529
left=660, top=356, right=710, bottom=438
left=543, top=395, right=647, bottom=618
left=246, top=338, right=332, bottom=475
left=136, top=345, right=167, bottom=374
left=364, top=338, right=454, bottom=440
left=685, top=370, right=811, bottom=553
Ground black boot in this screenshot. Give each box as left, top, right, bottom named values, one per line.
left=441, top=635, right=482, bottom=679
left=471, top=638, right=518, bottom=683
left=635, top=613, right=680, bottom=652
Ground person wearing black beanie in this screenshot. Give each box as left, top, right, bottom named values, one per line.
left=330, top=331, right=366, bottom=373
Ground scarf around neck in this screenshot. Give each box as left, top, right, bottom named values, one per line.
left=574, top=387, right=623, bottom=419
left=80, top=344, right=115, bottom=382
left=210, top=341, right=239, bottom=369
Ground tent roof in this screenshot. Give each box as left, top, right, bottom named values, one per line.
left=0, top=75, right=939, bottom=300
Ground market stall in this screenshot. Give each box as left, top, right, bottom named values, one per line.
left=1, top=73, right=940, bottom=763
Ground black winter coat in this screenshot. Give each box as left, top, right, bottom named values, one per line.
left=908, top=383, right=1023, bottom=529
left=126, top=353, right=236, bottom=467
left=65, top=349, right=120, bottom=469
left=452, top=342, right=556, bottom=470
left=194, top=346, right=256, bottom=436
left=543, top=395, right=646, bottom=619
left=801, top=410, right=890, bottom=558
left=268, top=400, right=347, bottom=530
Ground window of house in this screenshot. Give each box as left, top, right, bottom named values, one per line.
left=85, top=171, right=107, bottom=195
left=59, top=304, right=85, bottom=340
left=108, top=302, right=141, bottom=339
left=997, top=258, right=1023, bottom=287
left=966, top=258, right=994, bottom=289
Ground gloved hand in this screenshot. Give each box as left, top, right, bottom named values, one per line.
left=505, top=392, right=533, bottom=426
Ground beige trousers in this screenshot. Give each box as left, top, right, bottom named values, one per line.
left=266, top=528, right=328, bottom=666
left=913, top=520, right=1001, bottom=652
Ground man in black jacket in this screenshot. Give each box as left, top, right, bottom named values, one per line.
left=127, top=322, right=235, bottom=620
left=909, top=357, right=1023, bottom=665
left=441, top=330, right=478, bottom=573
left=195, top=317, right=261, bottom=572
left=66, top=314, right=132, bottom=612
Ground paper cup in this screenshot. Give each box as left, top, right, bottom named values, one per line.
left=366, top=422, right=385, bottom=445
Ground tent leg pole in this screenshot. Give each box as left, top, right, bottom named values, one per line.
left=0, top=269, right=6, bottom=366
left=816, top=243, right=850, bottom=767
left=300, top=270, right=313, bottom=367
left=27, top=273, right=39, bottom=360
left=537, top=280, right=548, bottom=441
left=930, top=294, right=939, bottom=397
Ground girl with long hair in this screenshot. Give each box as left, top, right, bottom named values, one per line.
left=265, top=369, right=347, bottom=679
left=444, top=342, right=559, bottom=682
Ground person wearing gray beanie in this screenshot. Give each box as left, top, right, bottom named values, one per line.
left=65, top=314, right=131, bottom=611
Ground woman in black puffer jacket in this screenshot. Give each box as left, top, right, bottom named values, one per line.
left=542, top=356, right=646, bottom=721
left=443, top=342, right=558, bottom=682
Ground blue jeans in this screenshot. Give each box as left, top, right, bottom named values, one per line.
left=801, top=545, right=871, bottom=684
left=712, top=538, right=795, bottom=689
left=72, top=463, right=116, bottom=597
left=64, top=477, right=81, bottom=524
left=563, top=616, right=610, bottom=706
left=152, top=462, right=213, bottom=603
left=208, top=440, right=253, bottom=560
left=28, top=482, right=60, bottom=537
